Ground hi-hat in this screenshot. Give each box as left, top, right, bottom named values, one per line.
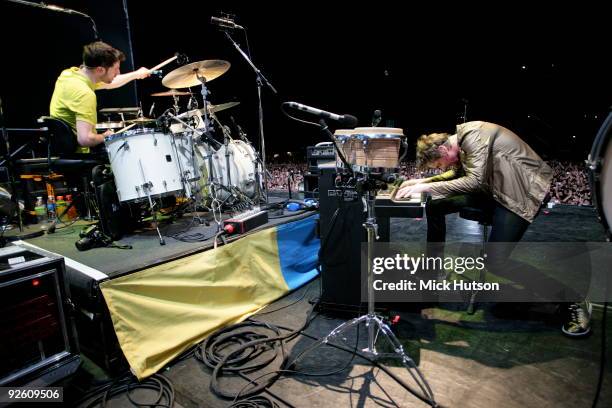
left=162, top=60, right=230, bottom=88
left=99, top=107, right=140, bottom=114
left=126, top=117, right=156, bottom=124
left=151, top=90, right=192, bottom=97
left=209, top=101, right=240, bottom=113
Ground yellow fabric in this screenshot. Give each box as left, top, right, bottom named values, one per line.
left=49, top=67, right=98, bottom=153
left=100, top=227, right=289, bottom=379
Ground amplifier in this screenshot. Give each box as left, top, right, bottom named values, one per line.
left=307, top=143, right=336, bottom=173
left=0, top=245, right=80, bottom=386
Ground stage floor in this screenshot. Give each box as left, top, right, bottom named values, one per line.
left=59, top=203, right=611, bottom=407
left=14, top=195, right=314, bottom=279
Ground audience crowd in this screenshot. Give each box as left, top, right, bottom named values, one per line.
left=265, top=159, right=592, bottom=206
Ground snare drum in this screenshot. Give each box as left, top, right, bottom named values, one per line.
left=348, top=127, right=405, bottom=172
left=105, top=128, right=187, bottom=202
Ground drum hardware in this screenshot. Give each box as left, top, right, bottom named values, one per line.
left=137, top=158, right=165, bottom=245
left=220, top=30, right=278, bottom=204
left=150, top=90, right=192, bottom=97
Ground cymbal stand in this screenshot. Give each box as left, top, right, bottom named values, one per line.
left=172, top=94, right=180, bottom=114
left=196, top=73, right=212, bottom=131
left=222, top=30, right=278, bottom=204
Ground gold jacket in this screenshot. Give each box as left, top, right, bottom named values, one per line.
left=427, top=121, right=553, bottom=222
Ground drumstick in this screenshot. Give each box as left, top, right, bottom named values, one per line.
left=149, top=56, right=178, bottom=73
left=113, top=123, right=137, bottom=134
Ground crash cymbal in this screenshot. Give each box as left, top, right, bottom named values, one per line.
left=126, top=117, right=156, bottom=124
left=209, top=101, right=240, bottom=113
left=162, top=60, right=230, bottom=89
left=151, top=89, right=192, bottom=97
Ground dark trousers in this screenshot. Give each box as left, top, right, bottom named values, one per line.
left=425, top=194, right=580, bottom=302
left=425, top=194, right=529, bottom=243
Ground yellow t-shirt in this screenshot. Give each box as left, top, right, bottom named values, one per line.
left=49, top=67, right=100, bottom=153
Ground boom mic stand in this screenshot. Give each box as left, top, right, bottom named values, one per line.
left=221, top=30, right=278, bottom=204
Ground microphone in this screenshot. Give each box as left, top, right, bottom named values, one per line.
left=284, top=102, right=358, bottom=128
left=371, top=109, right=382, bottom=127
left=211, top=16, right=244, bottom=30
left=44, top=3, right=87, bottom=17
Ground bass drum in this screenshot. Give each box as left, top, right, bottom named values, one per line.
left=195, top=140, right=262, bottom=202
left=588, top=111, right=612, bottom=236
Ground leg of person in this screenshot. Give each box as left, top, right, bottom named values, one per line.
left=425, top=194, right=482, bottom=242
left=425, top=194, right=483, bottom=283
left=487, top=204, right=592, bottom=336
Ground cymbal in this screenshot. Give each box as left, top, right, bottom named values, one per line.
left=126, top=117, right=156, bottom=124
left=151, top=89, right=192, bottom=97
left=99, top=107, right=140, bottom=114
left=162, top=60, right=230, bottom=89
left=209, top=101, right=240, bottom=114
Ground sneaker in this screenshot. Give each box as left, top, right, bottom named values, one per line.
left=561, top=300, right=592, bottom=337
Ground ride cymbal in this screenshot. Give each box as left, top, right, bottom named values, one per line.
left=162, top=60, right=230, bottom=88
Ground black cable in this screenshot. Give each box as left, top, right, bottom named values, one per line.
left=253, top=283, right=315, bottom=316
left=73, top=372, right=174, bottom=408
left=196, top=276, right=436, bottom=407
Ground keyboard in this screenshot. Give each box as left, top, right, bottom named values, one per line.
left=375, top=187, right=425, bottom=218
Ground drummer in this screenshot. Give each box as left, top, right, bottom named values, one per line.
left=49, top=41, right=151, bottom=153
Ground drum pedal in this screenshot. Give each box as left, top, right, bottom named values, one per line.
left=223, top=209, right=269, bottom=235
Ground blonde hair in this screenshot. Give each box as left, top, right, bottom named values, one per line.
left=416, top=133, right=451, bottom=170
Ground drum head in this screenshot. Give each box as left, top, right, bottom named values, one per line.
left=589, top=111, right=612, bottom=234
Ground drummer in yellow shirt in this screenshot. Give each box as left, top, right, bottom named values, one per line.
left=49, top=41, right=150, bottom=153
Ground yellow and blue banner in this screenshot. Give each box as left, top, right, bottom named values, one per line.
left=100, top=214, right=319, bottom=379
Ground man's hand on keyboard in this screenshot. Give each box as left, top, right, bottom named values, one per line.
left=396, top=183, right=430, bottom=199
left=399, top=178, right=427, bottom=189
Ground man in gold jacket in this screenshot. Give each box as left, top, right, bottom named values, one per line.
left=397, top=121, right=591, bottom=337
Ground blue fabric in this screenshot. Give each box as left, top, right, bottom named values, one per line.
left=276, top=214, right=320, bottom=289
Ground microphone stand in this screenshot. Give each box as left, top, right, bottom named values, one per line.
left=7, top=0, right=99, bottom=40
left=222, top=30, right=278, bottom=204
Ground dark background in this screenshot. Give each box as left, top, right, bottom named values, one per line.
left=1, top=0, right=610, bottom=161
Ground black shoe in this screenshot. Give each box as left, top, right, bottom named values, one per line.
left=561, top=300, right=592, bottom=337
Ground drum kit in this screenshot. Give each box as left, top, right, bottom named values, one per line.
left=96, top=58, right=264, bottom=244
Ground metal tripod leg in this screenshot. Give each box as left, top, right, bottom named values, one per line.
left=291, top=183, right=436, bottom=406
left=138, top=159, right=165, bottom=246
